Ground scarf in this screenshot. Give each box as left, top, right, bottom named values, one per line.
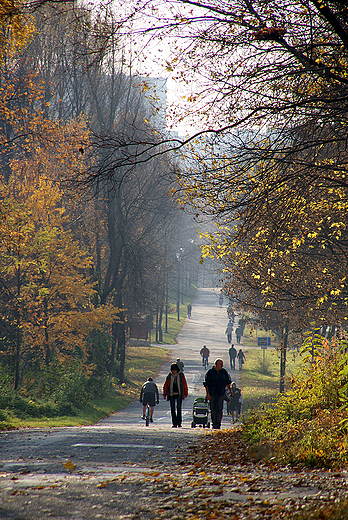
left=169, top=373, right=181, bottom=396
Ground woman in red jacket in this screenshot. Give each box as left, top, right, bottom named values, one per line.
left=163, top=362, right=188, bottom=428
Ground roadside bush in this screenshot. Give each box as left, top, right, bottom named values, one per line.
left=87, top=373, right=113, bottom=398
left=0, top=370, right=16, bottom=409
left=53, top=366, right=91, bottom=408
left=255, top=354, right=273, bottom=376
left=243, top=336, right=348, bottom=468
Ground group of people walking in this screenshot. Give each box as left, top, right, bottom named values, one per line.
left=138, top=296, right=247, bottom=429
left=140, top=354, right=243, bottom=429
left=225, top=318, right=245, bottom=345
left=203, top=358, right=243, bottom=428
left=228, top=344, right=246, bottom=370
left=140, top=362, right=189, bottom=427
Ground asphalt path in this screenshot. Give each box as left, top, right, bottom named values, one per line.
left=0, top=287, right=241, bottom=519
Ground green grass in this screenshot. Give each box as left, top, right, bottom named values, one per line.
left=1, top=343, right=171, bottom=429
left=240, top=345, right=302, bottom=411
left=0, top=288, right=197, bottom=430
left=159, top=303, right=190, bottom=345
left=154, top=285, right=197, bottom=345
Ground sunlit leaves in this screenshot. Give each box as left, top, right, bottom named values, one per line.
left=0, top=0, right=35, bottom=64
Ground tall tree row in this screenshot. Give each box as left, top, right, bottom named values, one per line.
left=0, top=1, right=192, bottom=392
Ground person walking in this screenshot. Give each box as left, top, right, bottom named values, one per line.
left=140, top=377, right=159, bottom=422
left=229, top=382, right=242, bottom=422
left=200, top=345, right=210, bottom=367
left=203, top=358, right=232, bottom=429
left=163, top=362, right=188, bottom=428
left=187, top=303, right=192, bottom=318
left=227, top=306, right=235, bottom=323
left=225, top=321, right=233, bottom=343
left=235, top=325, right=243, bottom=344
left=228, top=344, right=237, bottom=370
left=237, top=348, right=246, bottom=370
left=176, top=358, right=184, bottom=372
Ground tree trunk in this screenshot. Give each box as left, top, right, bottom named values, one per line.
left=113, top=291, right=126, bottom=383
left=44, top=296, right=50, bottom=367
left=109, top=321, right=117, bottom=375
left=14, top=265, right=21, bottom=390
left=155, top=305, right=158, bottom=343
left=117, top=314, right=126, bottom=384
left=158, top=303, right=163, bottom=343
left=279, top=321, right=288, bottom=393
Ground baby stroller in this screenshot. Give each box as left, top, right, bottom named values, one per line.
left=191, top=397, right=210, bottom=428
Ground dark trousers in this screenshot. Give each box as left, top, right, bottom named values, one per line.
left=169, top=395, right=182, bottom=426
left=210, top=394, right=224, bottom=429
left=230, top=357, right=236, bottom=370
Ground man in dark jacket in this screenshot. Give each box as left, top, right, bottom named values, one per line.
left=140, top=377, right=159, bottom=422
left=204, top=359, right=232, bottom=429
left=228, top=344, right=237, bottom=370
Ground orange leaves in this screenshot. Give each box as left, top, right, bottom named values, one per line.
left=0, top=0, right=36, bottom=64
left=63, top=460, right=76, bottom=472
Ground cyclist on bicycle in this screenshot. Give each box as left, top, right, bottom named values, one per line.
left=200, top=345, right=210, bottom=367
left=140, top=377, right=159, bottom=422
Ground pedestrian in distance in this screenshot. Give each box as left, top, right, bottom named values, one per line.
left=163, top=362, right=188, bottom=428
left=229, top=382, right=242, bottom=422
left=235, top=325, right=243, bottom=344
left=187, top=303, right=192, bottom=318
left=203, top=358, right=232, bottom=430
left=227, top=305, right=235, bottom=323
left=237, top=348, right=246, bottom=370
left=140, top=377, right=159, bottom=422
left=225, top=321, right=234, bottom=343
left=176, top=358, right=184, bottom=372
left=200, top=345, right=210, bottom=367
left=228, top=344, right=237, bottom=370
left=238, top=317, right=247, bottom=334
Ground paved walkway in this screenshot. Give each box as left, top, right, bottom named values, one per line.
left=1, top=288, right=347, bottom=520
left=103, top=286, right=241, bottom=429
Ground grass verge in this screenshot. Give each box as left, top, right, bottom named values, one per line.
left=1, top=342, right=171, bottom=429
left=239, top=346, right=302, bottom=411
left=159, top=286, right=197, bottom=345
left=1, top=290, right=199, bottom=431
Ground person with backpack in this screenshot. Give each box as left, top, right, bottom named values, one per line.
left=200, top=345, right=210, bottom=367
left=163, top=362, right=188, bottom=428
left=237, top=348, right=246, bottom=370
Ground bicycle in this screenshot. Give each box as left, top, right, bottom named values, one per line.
left=145, top=401, right=151, bottom=426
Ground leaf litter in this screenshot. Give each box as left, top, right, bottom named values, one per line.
left=1, top=427, right=348, bottom=519
left=114, top=427, right=348, bottom=520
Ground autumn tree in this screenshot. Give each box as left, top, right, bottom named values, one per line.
left=0, top=52, right=119, bottom=389
left=17, top=2, right=193, bottom=382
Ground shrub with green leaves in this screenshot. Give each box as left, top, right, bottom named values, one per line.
left=243, top=332, right=348, bottom=468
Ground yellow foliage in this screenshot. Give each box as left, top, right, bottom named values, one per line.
left=0, top=0, right=35, bottom=64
